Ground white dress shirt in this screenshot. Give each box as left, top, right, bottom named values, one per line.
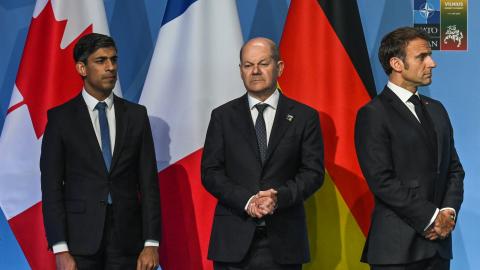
left=387, top=81, right=456, bottom=231
left=82, top=89, right=116, bottom=153
left=244, top=89, right=279, bottom=212
left=52, top=89, right=158, bottom=254
left=387, top=81, right=421, bottom=122
left=247, top=89, right=279, bottom=145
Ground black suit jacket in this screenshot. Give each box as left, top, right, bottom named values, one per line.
left=355, top=87, right=464, bottom=264
left=201, top=93, right=324, bottom=264
left=41, top=94, right=161, bottom=255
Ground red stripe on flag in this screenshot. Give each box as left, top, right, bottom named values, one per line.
left=6, top=101, right=26, bottom=115
left=279, top=0, right=373, bottom=235
left=158, top=149, right=215, bottom=270
left=8, top=202, right=55, bottom=269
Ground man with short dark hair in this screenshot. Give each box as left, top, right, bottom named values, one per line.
left=41, top=33, right=161, bottom=270
left=201, top=37, right=324, bottom=270
left=355, top=27, right=464, bottom=270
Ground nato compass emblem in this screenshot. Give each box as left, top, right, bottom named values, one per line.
left=414, top=0, right=440, bottom=24
left=414, top=0, right=441, bottom=49
left=420, top=2, right=435, bottom=19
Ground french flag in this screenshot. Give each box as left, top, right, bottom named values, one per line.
left=139, top=0, right=244, bottom=269
left=0, top=0, right=118, bottom=268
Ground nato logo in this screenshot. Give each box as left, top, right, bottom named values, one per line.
left=414, top=0, right=440, bottom=24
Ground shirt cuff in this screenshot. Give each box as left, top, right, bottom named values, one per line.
left=440, top=207, right=457, bottom=220
left=52, top=241, right=69, bottom=254
left=145, top=240, right=159, bottom=247
left=244, top=195, right=256, bottom=211
left=424, top=208, right=439, bottom=231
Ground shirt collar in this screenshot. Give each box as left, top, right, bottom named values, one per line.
left=82, top=88, right=114, bottom=112
left=387, top=81, right=420, bottom=104
left=248, top=89, right=280, bottom=110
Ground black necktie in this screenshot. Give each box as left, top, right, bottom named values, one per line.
left=95, top=102, right=113, bottom=204
left=409, top=95, right=438, bottom=159
left=254, top=103, right=269, bottom=164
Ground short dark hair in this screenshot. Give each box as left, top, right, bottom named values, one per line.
left=378, top=27, right=430, bottom=74
left=73, top=33, right=116, bottom=64
left=239, top=38, right=281, bottom=63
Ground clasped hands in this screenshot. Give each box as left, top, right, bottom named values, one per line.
left=246, top=189, right=277, bottom=218
left=424, top=209, right=455, bottom=241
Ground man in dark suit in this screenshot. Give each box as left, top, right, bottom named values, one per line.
left=201, top=37, right=324, bottom=270
left=41, top=33, right=161, bottom=270
left=355, top=27, right=464, bottom=270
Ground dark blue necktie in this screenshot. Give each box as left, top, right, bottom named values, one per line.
left=95, top=102, right=112, bottom=203
left=409, top=95, right=438, bottom=160
left=254, top=103, right=269, bottom=164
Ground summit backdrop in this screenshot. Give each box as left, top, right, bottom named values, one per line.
left=0, top=0, right=478, bottom=269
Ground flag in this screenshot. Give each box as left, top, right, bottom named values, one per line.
left=0, top=0, right=117, bottom=268
left=139, top=0, right=245, bottom=269
left=278, top=0, right=376, bottom=269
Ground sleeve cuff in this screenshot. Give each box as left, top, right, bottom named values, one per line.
left=424, top=208, right=439, bottom=231
left=244, top=195, right=256, bottom=211
left=145, top=240, right=159, bottom=247
left=52, top=241, right=69, bottom=254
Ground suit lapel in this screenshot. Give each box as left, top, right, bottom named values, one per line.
left=233, top=94, right=262, bottom=164
left=423, top=99, right=442, bottom=169
left=382, top=88, right=439, bottom=167
left=382, top=87, right=431, bottom=143
left=73, top=94, right=106, bottom=172
left=264, top=94, right=293, bottom=165
left=110, top=95, right=128, bottom=172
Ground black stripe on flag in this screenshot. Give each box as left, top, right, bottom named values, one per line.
left=317, top=0, right=377, bottom=98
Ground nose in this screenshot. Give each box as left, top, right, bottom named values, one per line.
left=252, top=64, right=261, bottom=74
left=105, top=59, right=117, bottom=71
left=427, top=56, right=437, bottom=68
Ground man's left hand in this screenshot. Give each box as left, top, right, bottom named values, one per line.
left=137, top=246, right=159, bottom=270
left=433, top=209, right=455, bottom=239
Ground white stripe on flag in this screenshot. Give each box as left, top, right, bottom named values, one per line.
left=140, top=0, right=245, bottom=171
left=0, top=86, right=42, bottom=219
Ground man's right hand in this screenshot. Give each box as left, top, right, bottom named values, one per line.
left=55, top=252, right=77, bottom=270
left=246, top=189, right=278, bottom=218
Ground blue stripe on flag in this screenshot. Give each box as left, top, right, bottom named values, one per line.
left=161, top=0, right=197, bottom=26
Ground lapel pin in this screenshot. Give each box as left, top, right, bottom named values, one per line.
left=286, top=114, right=294, bottom=122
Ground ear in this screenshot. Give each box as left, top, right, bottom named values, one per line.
left=389, top=57, right=404, bottom=73
left=276, top=60, right=285, bottom=77
left=239, top=63, right=246, bottom=81
left=75, top=62, right=87, bottom=77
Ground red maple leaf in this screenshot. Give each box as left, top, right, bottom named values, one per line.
left=14, top=1, right=92, bottom=138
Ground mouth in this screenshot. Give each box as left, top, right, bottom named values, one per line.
left=251, top=79, right=264, bottom=83
left=103, top=76, right=117, bottom=81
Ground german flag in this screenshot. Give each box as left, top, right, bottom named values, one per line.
left=279, top=0, right=376, bottom=268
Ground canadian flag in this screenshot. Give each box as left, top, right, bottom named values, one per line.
left=0, top=0, right=117, bottom=268
left=139, top=0, right=245, bottom=269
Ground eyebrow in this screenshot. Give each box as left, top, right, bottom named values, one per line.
left=94, top=55, right=118, bottom=60
left=242, top=58, right=272, bottom=64
left=416, top=51, right=432, bottom=58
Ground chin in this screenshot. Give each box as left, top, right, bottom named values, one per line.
left=247, top=87, right=267, bottom=93
left=100, top=86, right=115, bottom=93
left=421, top=81, right=432, bottom=86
